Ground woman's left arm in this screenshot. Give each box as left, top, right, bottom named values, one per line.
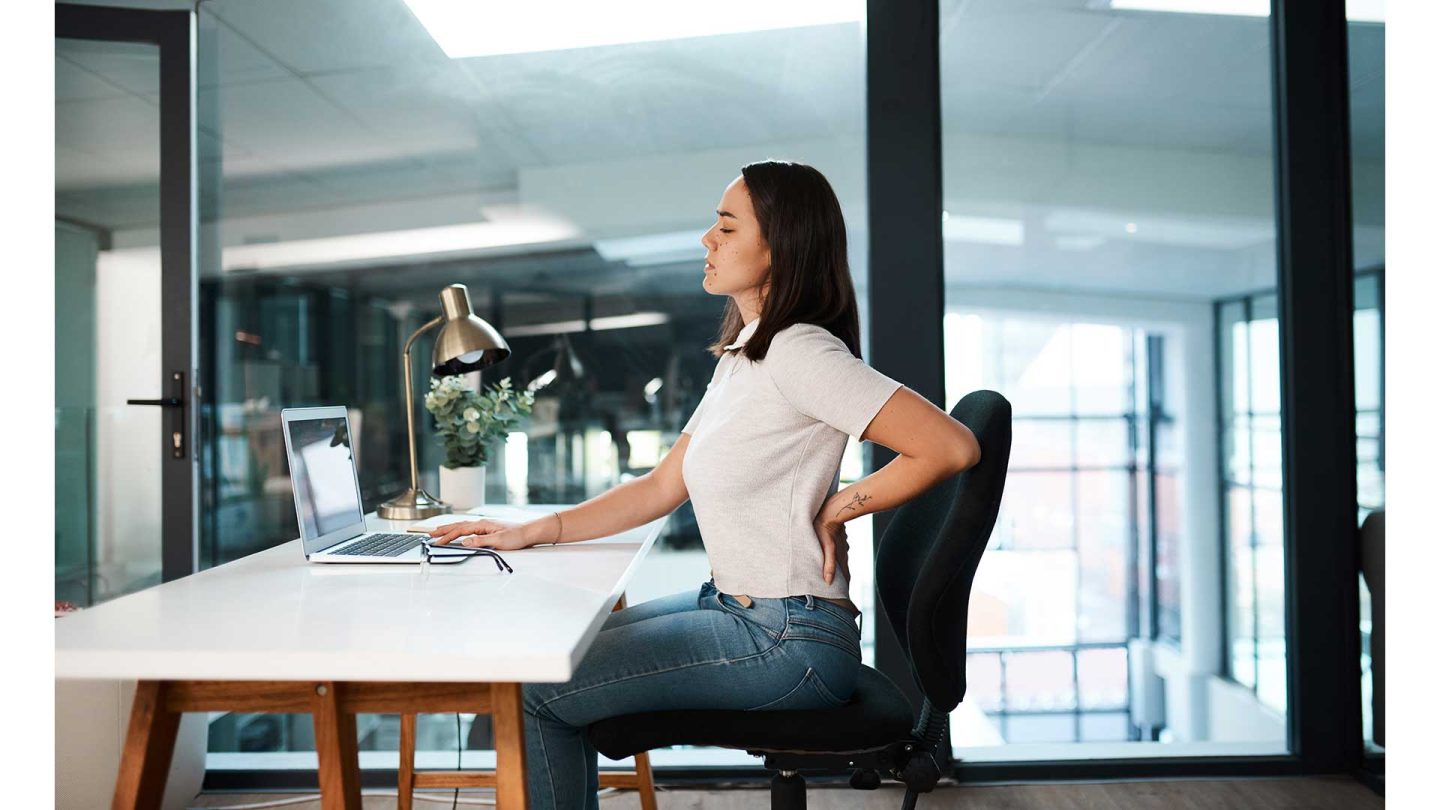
left=814, top=386, right=980, bottom=582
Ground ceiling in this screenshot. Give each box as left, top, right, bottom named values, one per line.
left=55, top=0, right=1385, bottom=302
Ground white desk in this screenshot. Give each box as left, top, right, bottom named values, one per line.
left=55, top=504, right=668, bottom=810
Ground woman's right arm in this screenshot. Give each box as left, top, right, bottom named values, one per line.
left=513, top=432, right=695, bottom=546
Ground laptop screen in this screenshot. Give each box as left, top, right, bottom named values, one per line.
left=282, top=412, right=365, bottom=550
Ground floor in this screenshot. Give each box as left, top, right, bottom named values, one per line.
left=189, top=775, right=1382, bottom=809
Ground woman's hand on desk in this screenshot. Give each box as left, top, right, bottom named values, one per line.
left=428, top=519, right=533, bottom=551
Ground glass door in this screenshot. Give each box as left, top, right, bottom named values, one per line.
left=55, top=5, right=197, bottom=606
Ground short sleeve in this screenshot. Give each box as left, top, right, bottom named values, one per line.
left=763, top=324, right=904, bottom=438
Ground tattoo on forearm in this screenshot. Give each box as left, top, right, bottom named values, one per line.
left=836, top=491, right=872, bottom=519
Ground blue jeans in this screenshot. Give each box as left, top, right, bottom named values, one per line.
left=521, top=576, right=863, bottom=810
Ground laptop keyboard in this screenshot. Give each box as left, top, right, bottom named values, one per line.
left=331, top=533, right=422, bottom=557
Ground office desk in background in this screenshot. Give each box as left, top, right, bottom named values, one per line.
left=54, top=504, right=668, bottom=810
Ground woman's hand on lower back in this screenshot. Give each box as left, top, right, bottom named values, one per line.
left=814, top=517, right=850, bottom=585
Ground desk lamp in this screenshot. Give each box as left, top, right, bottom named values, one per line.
left=378, top=284, right=510, bottom=520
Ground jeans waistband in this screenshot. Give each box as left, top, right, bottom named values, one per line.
left=790, top=593, right=864, bottom=638
left=705, top=577, right=863, bottom=638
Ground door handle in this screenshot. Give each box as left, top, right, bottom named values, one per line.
left=126, top=371, right=188, bottom=458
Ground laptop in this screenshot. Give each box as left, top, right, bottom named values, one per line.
left=280, top=406, right=467, bottom=564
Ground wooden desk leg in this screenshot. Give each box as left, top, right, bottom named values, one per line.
left=113, top=680, right=182, bottom=810
left=312, top=682, right=362, bottom=810
left=491, top=682, right=529, bottom=810
left=398, top=713, right=417, bottom=810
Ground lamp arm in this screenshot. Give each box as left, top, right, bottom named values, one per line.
left=402, top=315, right=445, bottom=493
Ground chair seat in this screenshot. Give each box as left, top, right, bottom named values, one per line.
left=587, top=665, right=916, bottom=760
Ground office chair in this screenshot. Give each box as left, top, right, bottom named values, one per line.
left=588, top=389, right=1013, bottom=810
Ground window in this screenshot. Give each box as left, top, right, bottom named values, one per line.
left=941, top=0, right=1287, bottom=753
left=945, top=314, right=1175, bottom=744
left=1218, top=294, right=1286, bottom=713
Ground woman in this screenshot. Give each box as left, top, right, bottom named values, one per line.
left=428, top=159, right=982, bottom=810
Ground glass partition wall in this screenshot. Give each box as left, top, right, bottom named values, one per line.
left=940, top=0, right=1287, bottom=756
left=55, top=37, right=166, bottom=607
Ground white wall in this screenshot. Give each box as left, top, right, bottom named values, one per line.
left=93, top=247, right=164, bottom=601
left=1207, top=675, right=1287, bottom=742
left=55, top=679, right=207, bottom=810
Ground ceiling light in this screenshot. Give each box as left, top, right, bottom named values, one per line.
left=942, top=215, right=1025, bottom=246
left=504, top=312, right=671, bottom=338
left=220, top=205, right=580, bottom=273
left=402, top=0, right=865, bottom=58
left=593, top=230, right=702, bottom=267
left=1099, top=0, right=1383, bottom=23
left=1056, top=234, right=1107, bottom=251
left=1045, top=209, right=1272, bottom=249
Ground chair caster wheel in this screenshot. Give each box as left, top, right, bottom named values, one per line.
left=849, top=768, right=882, bottom=790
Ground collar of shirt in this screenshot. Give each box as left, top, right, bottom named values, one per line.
left=722, top=317, right=761, bottom=350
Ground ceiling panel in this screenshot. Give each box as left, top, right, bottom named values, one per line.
left=208, top=0, right=448, bottom=74
left=461, top=24, right=862, bottom=163
left=305, top=63, right=501, bottom=158
left=200, top=77, right=407, bottom=173
left=941, top=5, right=1121, bottom=93
left=54, top=0, right=1381, bottom=302
left=55, top=96, right=158, bottom=179
left=199, top=17, right=292, bottom=88
left=55, top=54, right=129, bottom=102
left=54, top=38, right=158, bottom=96
left=1045, top=15, right=1270, bottom=111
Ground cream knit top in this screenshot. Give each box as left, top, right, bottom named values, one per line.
left=680, top=317, right=903, bottom=606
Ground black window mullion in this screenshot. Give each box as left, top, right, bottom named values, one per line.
left=1271, top=0, right=1361, bottom=771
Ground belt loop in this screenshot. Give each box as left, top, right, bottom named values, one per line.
left=803, top=595, right=815, bottom=611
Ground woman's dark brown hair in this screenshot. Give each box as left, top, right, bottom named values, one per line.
left=704, top=159, right=865, bottom=363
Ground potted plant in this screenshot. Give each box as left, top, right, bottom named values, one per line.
left=424, top=375, right=535, bottom=510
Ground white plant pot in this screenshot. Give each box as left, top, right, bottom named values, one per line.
left=439, top=464, right=486, bottom=511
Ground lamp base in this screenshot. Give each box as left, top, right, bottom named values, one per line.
left=377, top=487, right=450, bottom=520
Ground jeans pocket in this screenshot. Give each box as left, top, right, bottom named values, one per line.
left=746, top=666, right=847, bottom=711
left=783, top=616, right=861, bottom=661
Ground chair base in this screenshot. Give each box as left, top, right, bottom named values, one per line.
left=760, top=739, right=945, bottom=810
left=753, top=736, right=946, bottom=794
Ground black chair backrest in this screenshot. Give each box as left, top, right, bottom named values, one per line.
left=874, top=389, right=1012, bottom=712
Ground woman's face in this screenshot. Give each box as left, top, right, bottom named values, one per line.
left=700, top=176, right=771, bottom=311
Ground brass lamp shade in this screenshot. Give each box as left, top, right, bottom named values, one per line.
left=432, top=284, right=510, bottom=374
left=378, top=284, right=511, bottom=520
